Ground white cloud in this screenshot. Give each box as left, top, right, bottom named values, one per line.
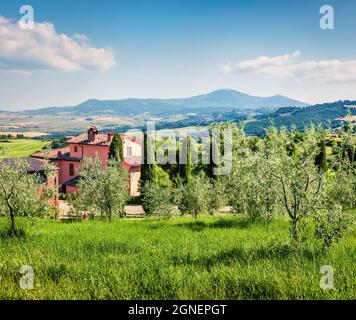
left=0, top=16, right=116, bottom=73
left=221, top=51, right=356, bottom=83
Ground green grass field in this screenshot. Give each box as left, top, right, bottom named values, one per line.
left=0, top=139, right=48, bottom=158
left=0, top=215, right=355, bottom=300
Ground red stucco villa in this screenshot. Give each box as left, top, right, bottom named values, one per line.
left=31, top=126, right=142, bottom=202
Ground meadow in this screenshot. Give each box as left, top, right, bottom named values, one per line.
left=0, top=215, right=355, bottom=300
left=0, top=139, right=48, bottom=158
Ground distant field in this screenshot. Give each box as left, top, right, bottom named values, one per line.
left=0, top=132, right=48, bottom=138
left=0, top=139, right=48, bottom=158
left=0, top=113, right=138, bottom=133
left=0, top=215, right=355, bottom=299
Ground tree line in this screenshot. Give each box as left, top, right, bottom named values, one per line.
left=140, top=123, right=356, bottom=248
left=0, top=126, right=355, bottom=250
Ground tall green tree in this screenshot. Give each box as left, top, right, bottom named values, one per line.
left=140, top=132, right=155, bottom=189
left=109, top=132, right=124, bottom=163
left=179, top=136, right=192, bottom=183
left=315, top=138, right=327, bottom=172
left=74, top=157, right=128, bottom=220
left=151, top=164, right=173, bottom=187
left=207, top=133, right=219, bottom=179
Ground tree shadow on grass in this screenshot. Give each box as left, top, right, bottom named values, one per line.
left=46, top=264, right=68, bottom=284
left=227, top=276, right=283, bottom=300
left=254, top=242, right=322, bottom=260
left=0, top=227, right=26, bottom=240
left=146, top=223, right=166, bottom=230
left=172, top=243, right=323, bottom=271
left=175, top=218, right=258, bottom=232
left=82, top=241, right=142, bottom=255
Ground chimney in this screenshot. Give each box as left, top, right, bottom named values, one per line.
left=87, top=126, right=98, bottom=142
left=107, top=133, right=113, bottom=142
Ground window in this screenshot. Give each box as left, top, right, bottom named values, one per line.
left=74, top=146, right=78, bottom=153
left=127, top=147, right=132, bottom=157
left=69, top=163, right=74, bottom=176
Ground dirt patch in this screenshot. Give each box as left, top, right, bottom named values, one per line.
left=336, top=116, right=356, bottom=122
left=0, top=131, right=48, bottom=137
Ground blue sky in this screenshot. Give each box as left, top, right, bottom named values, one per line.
left=1, top=0, right=356, bottom=109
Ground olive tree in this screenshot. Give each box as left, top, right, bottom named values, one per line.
left=328, top=130, right=356, bottom=209
left=208, top=177, right=228, bottom=214
left=74, top=157, right=129, bottom=220
left=263, top=127, right=328, bottom=245
left=325, top=160, right=356, bottom=211
left=177, top=174, right=211, bottom=218
left=227, top=126, right=280, bottom=221
left=0, top=158, right=49, bottom=236
left=227, top=125, right=353, bottom=248
left=314, top=204, right=352, bottom=248
left=142, top=180, right=175, bottom=217
left=314, top=132, right=356, bottom=248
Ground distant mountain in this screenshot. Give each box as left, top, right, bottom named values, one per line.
left=243, top=100, right=356, bottom=135
left=22, top=89, right=308, bottom=117
left=176, top=89, right=308, bottom=110
left=1, top=92, right=353, bottom=136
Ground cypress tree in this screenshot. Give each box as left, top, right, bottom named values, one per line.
left=185, top=137, right=192, bottom=183
left=179, top=136, right=192, bottom=183
left=140, top=132, right=154, bottom=188
left=315, top=138, right=327, bottom=171
left=207, top=132, right=219, bottom=179
left=342, top=143, right=356, bottom=163
left=109, top=132, right=124, bottom=163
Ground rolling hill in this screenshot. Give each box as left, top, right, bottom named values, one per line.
left=7, top=90, right=352, bottom=136
left=21, top=89, right=308, bottom=117
left=243, top=101, right=356, bottom=135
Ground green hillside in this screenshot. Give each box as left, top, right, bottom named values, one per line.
left=244, top=101, right=356, bottom=135
left=0, top=139, right=48, bottom=158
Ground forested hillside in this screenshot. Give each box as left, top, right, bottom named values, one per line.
left=244, top=101, right=356, bottom=135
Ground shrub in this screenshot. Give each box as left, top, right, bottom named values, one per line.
left=142, top=180, right=175, bottom=217
left=208, top=178, right=228, bottom=214
left=73, top=157, right=129, bottom=220
left=177, top=175, right=211, bottom=218
left=151, top=165, right=173, bottom=188
left=314, top=205, right=352, bottom=248
left=0, top=158, right=50, bottom=236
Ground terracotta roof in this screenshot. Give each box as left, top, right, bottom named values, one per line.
left=67, top=133, right=113, bottom=146
left=121, top=134, right=142, bottom=145
left=31, top=147, right=71, bottom=160
left=67, top=132, right=142, bottom=146
left=30, top=127, right=142, bottom=163
left=0, top=157, right=46, bottom=172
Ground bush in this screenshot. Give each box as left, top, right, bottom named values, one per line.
left=325, top=163, right=356, bottom=211
left=73, top=158, right=129, bottom=220
left=314, top=205, right=352, bottom=248
left=151, top=165, right=173, bottom=188
left=0, top=158, right=51, bottom=236
left=208, top=178, right=228, bottom=214
left=142, top=181, right=175, bottom=217
left=227, top=134, right=280, bottom=221
left=177, top=175, right=211, bottom=218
